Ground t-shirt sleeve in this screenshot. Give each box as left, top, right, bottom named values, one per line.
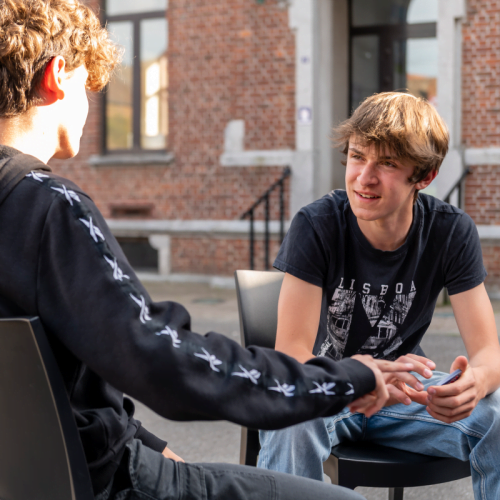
left=274, top=210, right=329, bottom=288
left=443, top=213, right=487, bottom=295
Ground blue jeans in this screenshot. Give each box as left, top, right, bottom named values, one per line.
left=258, top=372, right=500, bottom=500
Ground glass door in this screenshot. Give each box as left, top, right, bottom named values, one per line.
left=350, top=0, right=438, bottom=111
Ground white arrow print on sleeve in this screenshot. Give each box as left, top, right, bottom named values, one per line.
left=231, top=365, right=261, bottom=384
left=155, top=326, right=181, bottom=348
left=194, top=348, right=223, bottom=372
left=309, top=382, right=336, bottom=395
left=104, top=255, right=130, bottom=281
left=51, top=185, right=81, bottom=206
left=268, top=380, right=295, bottom=397
left=345, top=383, right=355, bottom=396
left=129, top=294, right=152, bottom=324
left=26, top=172, right=49, bottom=182
left=79, top=216, right=105, bottom=242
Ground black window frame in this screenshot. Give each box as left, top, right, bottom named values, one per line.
left=102, top=5, right=168, bottom=155
left=348, top=0, right=437, bottom=110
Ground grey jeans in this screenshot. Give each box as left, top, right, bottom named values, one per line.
left=95, top=439, right=365, bottom=500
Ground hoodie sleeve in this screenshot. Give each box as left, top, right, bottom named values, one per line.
left=35, top=177, right=375, bottom=431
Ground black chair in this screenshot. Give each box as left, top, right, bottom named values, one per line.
left=234, top=270, right=471, bottom=500
left=0, top=317, right=94, bottom=500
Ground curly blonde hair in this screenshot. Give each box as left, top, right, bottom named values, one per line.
left=334, top=92, right=449, bottom=186
left=0, top=0, right=121, bottom=117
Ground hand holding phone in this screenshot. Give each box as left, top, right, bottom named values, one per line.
left=435, top=369, right=462, bottom=386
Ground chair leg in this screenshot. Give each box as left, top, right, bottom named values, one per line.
left=389, top=487, right=404, bottom=500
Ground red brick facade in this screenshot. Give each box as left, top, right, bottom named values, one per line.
left=171, top=236, right=282, bottom=275
left=49, top=0, right=294, bottom=275
left=462, top=0, right=500, bottom=150
left=462, top=0, right=500, bottom=289
left=48, top=0, right=500, bottom=280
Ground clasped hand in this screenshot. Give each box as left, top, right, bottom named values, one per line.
left=349, top=353, right=481, bottom=423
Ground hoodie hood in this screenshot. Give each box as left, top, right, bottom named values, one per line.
left=0, top=145, right=51, bottom=207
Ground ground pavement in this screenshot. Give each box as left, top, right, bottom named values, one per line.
left=135, top=280, right=500, bottom=500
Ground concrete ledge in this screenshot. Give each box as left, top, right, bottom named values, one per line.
left=477, top=225, right=500, bottom=240
left=464, top=148, right=500, bottom=166
left=89, top=152, right=175, bottom=166
left=106, top=219, right=291, bottom=239
left=137, top=272, right=236, bottom=289
left=220, top=150, right=294, bottom=167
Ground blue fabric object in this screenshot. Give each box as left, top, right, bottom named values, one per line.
left=259, top=371, right=500, bottom=500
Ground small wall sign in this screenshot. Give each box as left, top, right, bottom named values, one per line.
left=298, top=106, right=312, bottom=125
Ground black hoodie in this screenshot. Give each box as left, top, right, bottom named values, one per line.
left=0, top=145, right=375, bottom=494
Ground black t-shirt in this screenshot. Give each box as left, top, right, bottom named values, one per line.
left=275, top=190, right=486, bottom=361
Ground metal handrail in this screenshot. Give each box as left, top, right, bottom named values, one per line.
left=241, top=166, right=291, bottom=270
left=442, top=167, right=472, bottom=305
left=443, top=167, right=471, bottom=208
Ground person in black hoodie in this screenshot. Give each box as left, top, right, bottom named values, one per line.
left=0, top=1, right=418, bottom=499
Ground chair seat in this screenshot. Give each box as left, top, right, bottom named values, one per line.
left=328, top=441, right=471, bottom=489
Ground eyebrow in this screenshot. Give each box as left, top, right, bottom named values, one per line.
left=348, top=147, right=364, bottom=156
left=348, top=147, right=398, bottom=161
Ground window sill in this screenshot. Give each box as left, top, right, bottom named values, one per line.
left=89, top=152, right=175, bottom=166
left=220, top=150, right=294, bottom=167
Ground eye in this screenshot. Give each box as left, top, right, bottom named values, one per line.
left=381, top=161, right=396, bottom=168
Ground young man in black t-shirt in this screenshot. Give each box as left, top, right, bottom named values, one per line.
left=258, top=92, right=500, bottom=500
left=0, top=2, right=422, bottom=500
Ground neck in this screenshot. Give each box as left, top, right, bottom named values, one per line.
left=0, top=109, right=58, bottom=164
left=357, top=204, right=415, bottom=251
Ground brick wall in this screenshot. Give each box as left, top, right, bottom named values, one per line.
left=462, top=0, right=500, bottom=150
left=49, top=0, right=295, bottom=275
left=462, top=0, right=500, bottom=287
left=171, top=237, right=282, bottom=275
left=479, top=240, right=500, bottom=293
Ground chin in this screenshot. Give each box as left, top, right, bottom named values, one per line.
left=52, top=150, right=76, bottom=160
left=350, top=204, right=382, bottom=222
left=53, top=141, right=80, bottom=160
left=55, top=127, right=82, bottom=160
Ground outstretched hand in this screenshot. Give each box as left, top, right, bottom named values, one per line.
left=347, top=355, right=416, bottom=417
left=384, top=353, right=436, bottom=407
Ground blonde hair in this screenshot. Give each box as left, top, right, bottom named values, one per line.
left=334, top=92, right=449, bottom=185
left=0, top=0, right=121, bottom=117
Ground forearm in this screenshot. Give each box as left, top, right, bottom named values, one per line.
left=469, top=345, right=500, bottom=397
left=451, top=284, right=500, bottom=399
left=275, top=342, right=315, bottom=364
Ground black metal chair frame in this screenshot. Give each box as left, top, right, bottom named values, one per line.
left=0, top=317, right=94, bottom=500
left=234, top=270, right=471, bottom=500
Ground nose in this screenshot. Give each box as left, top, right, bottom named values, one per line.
left=357, top=161, right=378, bottom=187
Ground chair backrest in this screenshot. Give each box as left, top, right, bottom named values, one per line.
left=234, top=270, right=284, bottom=349
left=0, top=317, right=94, bottom=500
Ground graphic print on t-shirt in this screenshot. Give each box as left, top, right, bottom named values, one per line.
left=318, top=280, right=417, bottom=360
left=359, top=282, right=417, bottom=358
left=318, top=278, right=356, bottom=360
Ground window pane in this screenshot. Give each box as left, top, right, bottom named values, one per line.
left=351, top=35, right=379, bottom=110
left=106, top=0, right=167, bottom=16
left=407, top=0, right=438, bottom=24
left=407, top=38, right=438, bottom=104
left=106, top=22, right=133, bottom=150
left=393, top=39, right=407, bottom=90
left=141, top=18, right=168, bottom=150
left=352, top=0, right=411, bottom=27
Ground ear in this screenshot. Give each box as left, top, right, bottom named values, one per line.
left=40, top=56, right=67, bottom=102
left=414, top=169, right=438, bottom=191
